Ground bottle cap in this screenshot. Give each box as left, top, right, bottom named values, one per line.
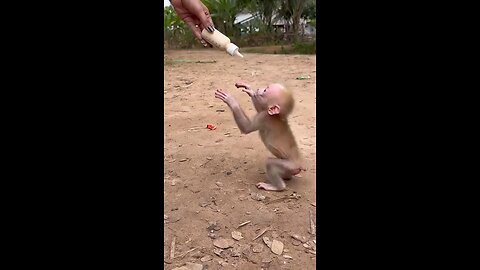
left=226, top=43, right=241, bottom=57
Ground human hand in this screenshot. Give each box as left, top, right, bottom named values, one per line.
left=215, top=89, right=237, bottom=107
left=170, top=0, right=215, bottom=47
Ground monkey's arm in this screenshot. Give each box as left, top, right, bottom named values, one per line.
left=229, top=103, right=265, bottom=134
left=215, top=89, right=263, bottom=133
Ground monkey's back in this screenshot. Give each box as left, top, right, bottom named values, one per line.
left=259, top=118, right=301, bottom=162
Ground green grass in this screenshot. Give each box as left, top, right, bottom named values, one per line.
left=165, top=59, right=217, bottom=66
left=291, top=41, right=316, bottom=54
left=241, top=41, right=316, bottom=55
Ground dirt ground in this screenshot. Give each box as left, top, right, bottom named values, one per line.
left=164, top=49, right=316, bottom=270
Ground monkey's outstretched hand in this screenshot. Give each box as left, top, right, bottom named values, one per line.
left=235, top=81, right=255, bottom=97
left=235, top=81, right=251, bottom=90
left=215, top=89, right=238, bottom=107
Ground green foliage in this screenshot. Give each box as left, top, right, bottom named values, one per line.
left=203, top=0, right=242, bottom=37
left=164, top=6, right=199, bottom=49
left=291, top=40, right=316, bottom=54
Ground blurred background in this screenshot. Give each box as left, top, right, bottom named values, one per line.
left=164, top=0, right=316, bottom=54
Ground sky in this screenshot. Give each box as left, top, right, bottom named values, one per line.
left=164, top=0, right=170, bottom=7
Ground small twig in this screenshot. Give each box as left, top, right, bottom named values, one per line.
left=309, top=210, right=316, bottom=235
left=200, top=159, right=213, bottom=167
left=170, top=237, right=176, bottom=260
left=266, top=193, right=300, bottom=205
left=178, top=247, right=197, bottom=259
left=252, top=226, right=271, bottom=241
left=237, top=220, right=251, bottom=229
left=195, top=60, right=216, bottom=63
left=265, top=196, right=289, bottom=205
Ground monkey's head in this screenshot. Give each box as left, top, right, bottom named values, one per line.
left=252, top=83, right=294, bottom=117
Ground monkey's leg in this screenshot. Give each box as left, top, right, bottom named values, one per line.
left=256, top=158, right=297, bottom=191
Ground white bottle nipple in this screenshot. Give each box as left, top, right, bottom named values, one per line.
left=234, top=51, right=244, bottom=58
left=226, top=43, right=243, bottom=58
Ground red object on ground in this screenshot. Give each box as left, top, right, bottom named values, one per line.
left=206, top=124, right=216, bottom=130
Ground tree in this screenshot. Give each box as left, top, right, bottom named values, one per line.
left=203, top=0, right=244, bottom=37
left=302, top=0, right=316, bottom=28
left=276, top=0, right=313, bottom=40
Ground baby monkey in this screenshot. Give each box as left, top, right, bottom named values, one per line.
left=215, top=82, right=304, bottom=191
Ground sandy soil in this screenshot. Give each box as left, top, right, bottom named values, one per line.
left=164, top=49, right=316, bottom=270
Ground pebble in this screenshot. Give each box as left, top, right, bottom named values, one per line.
left=231, top=231, right=243, bottom=241
left=213, top=248, right=223, bottom=257
left=290, top=234, right=307, bottom=243
left=308, top=240, right=316, bottom=251
left=251, top=193, right=266, bottom=201
left=283, top=255, right=293, bottom=259
left=213, top=238, right=234, bottom=249
left=261, top=258, right=272, bottom=263
left=218, top=260, right=229, bottom=266
left=185, top=263, right=203, bottom=270
left=172, top=262, right=203, bottom=270
left=200, top=255, right=212, bottom=262
left=252, top=244, right=264, bottom=253
left=271, top=239, right=284, bottom=255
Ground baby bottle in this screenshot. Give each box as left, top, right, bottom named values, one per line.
left=201, top=29, right=244, bottom=58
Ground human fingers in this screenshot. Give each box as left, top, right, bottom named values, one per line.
left=182, top=17, right=201, bottom=39
left=182, top=0, right=215, bottom=32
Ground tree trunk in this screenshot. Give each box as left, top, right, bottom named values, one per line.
left=292, top=15, right=300, bottom=41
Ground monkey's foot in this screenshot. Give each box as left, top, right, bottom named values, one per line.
left=256, top=182, right=285, bottom=191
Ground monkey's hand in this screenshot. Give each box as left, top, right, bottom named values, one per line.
left=235, top=81, right=255, bottom=97
left=235, top=81, right=251, bottom=90
left=215, top=89, right=238, bottom=108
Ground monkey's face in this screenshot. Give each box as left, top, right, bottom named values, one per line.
left=252, top=83, right=283, bottom=109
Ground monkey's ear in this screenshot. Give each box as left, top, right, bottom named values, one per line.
left=267, top=105, right=281, bottom=115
